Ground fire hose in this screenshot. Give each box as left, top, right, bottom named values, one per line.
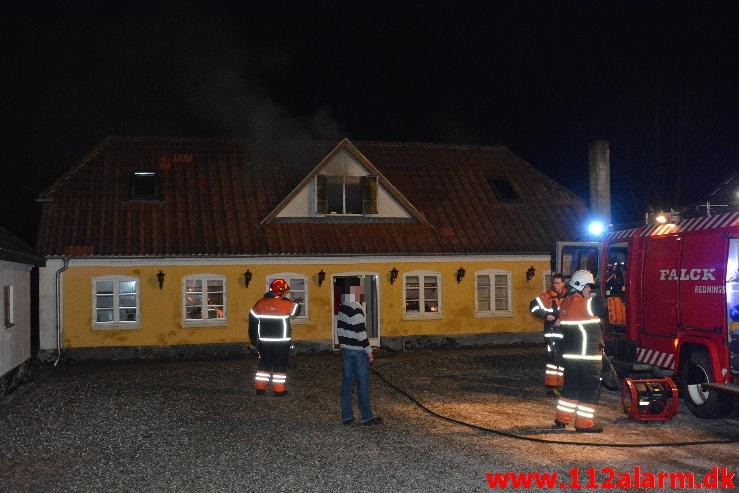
left=371, top=353, right=738, bottom=448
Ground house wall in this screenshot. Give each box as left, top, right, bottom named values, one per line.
left=38, top=255, right=551, bottom=356
left=0, top=261, right=33, bottom=377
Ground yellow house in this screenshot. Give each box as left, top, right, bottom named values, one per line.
left=35, top=138, right=589, bottom=361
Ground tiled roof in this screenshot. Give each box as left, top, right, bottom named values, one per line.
left=35, top=137, right=589, bottom=257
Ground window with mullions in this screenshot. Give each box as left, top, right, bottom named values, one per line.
left=93, top=277, right=139, bottom=327
left=316, top=175, right=377, bottom=215
left=475, top=270, right=512, bottom=316
left=184, top=276, right=226, bottom=322
left=404, top=272, right=441, bottom=317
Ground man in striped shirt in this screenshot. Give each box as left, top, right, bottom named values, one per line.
left=337, top=284, right=383, bottom=426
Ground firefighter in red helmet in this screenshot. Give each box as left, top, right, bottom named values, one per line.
left=248, top=279, right=300, bottom=396
left=552, top=270, right=606, bottom=432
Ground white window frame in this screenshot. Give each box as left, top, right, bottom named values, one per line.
left=4, top=285, right=14, bottom=328
left=475, top=269, right=512, bottom=317
left=182, top=274, right=227, bottom=327
left=92, top=276, right=140, bottom=329
left=402, top=270, right=442, bottom=320
left=327, top=175, right=362, bottom=214
left=268, top=273, right=309, bottom=323
left=316, top=175, right=378, bottom=216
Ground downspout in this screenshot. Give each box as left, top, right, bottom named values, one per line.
left=54, top=257, right=70, bottom=367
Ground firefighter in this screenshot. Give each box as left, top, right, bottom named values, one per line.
left=248, top=279, right=300, bottom=396
left=529, top=273, right=567, bottom=396
left=552, top=270, right=606, bottom=432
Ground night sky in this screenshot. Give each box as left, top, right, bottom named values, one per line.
left=3, top=0, right=737, bottom=246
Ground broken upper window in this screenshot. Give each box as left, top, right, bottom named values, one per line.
left=129, top=171, right=160, bottom=200
left=316, top=175, right=377, bottom=215
left=487, top=177, right=520, bottom=203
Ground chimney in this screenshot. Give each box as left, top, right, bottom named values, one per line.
left=588, top=140, right=611, bottom=225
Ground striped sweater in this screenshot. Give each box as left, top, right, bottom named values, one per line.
left=337, top=301, right=371, bottom=354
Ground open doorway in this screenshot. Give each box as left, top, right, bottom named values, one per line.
left=332, top=274, right=379, bottom=347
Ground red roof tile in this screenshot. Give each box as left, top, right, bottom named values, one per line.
left=35, top=137, right=589, bottom=257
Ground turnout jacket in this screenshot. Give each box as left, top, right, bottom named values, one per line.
left=248, top=293, right=300, bottom=344
left=556, top=292, right=605, bottom=361
left=529, top=287, right=568, bottom=339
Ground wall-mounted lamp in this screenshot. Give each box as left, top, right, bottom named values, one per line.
left=389, top=267, right=399, bottom=285
left=244, top=269, right=252, bottom=288
left=156, top=270, right=165, bottom=290
left=526, top=266, right=536, bottom=282
left=318, top=269, right=326, bottom=287
left=456, top=267, right=466, bottom=284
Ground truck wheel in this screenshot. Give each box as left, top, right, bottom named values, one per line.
left=680, top=349, right=731, bottom=419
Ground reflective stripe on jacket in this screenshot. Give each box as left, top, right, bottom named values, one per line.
left=249, top=296, right=299, bottom=342
left=557, top=294, right=603, bottom=361
left=530, top=287, right=567, bottom=337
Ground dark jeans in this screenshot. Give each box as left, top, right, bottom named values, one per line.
left=340, top=348, right=374, bottom=422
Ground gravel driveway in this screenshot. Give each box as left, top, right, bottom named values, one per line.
left=1, top=346, right=737, bottom=492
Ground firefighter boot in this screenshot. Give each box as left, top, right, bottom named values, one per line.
left=255, top=371, right=270, bottom=395
left=574, top=403, right=603, bottom=433
left=272, top=373, right=287, bottom=396
left=554, top=398, right=577, bottom=428
left=544, top=364, right=564, bottom=396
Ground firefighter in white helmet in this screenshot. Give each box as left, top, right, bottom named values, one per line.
left=248, top=279, right=300, bottom=396
left=552, top=270, right=607, bottom=432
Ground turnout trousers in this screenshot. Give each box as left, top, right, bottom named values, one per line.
left=254, top=341, right=291, bottom=394
left=555, top=358, right=601, bottom=430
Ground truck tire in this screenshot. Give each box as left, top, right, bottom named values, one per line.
left=680, top=349, right=731, bottom=419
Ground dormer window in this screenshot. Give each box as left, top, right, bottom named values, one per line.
left=130, top=171, right=160, bottom=200
left=316, top=175, right=377, bottom=215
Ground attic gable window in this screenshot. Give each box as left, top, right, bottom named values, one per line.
left=487, top=177, right=520, bottom=203
left=130, top=171, right=160, bottom=200
left=316, top=175, right=377, bottom=215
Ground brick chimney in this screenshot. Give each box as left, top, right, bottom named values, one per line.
left=588, top=140, right=611, bottom=224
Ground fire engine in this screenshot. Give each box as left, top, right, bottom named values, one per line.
left=557, top=211, right=739, bottom=418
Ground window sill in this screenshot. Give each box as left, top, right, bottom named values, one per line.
left=474, top=311, right=513, bottom=318
left=93, top=323, right=141, bottom=331
left=181, top=320, right=228, bottom=329
left=402, top=313, right=443, bottom=321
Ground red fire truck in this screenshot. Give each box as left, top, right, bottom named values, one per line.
left=557, top=211, right=739, bottom=418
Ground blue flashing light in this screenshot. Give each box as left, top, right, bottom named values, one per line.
left=587, top=220, right=606, bottom=236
